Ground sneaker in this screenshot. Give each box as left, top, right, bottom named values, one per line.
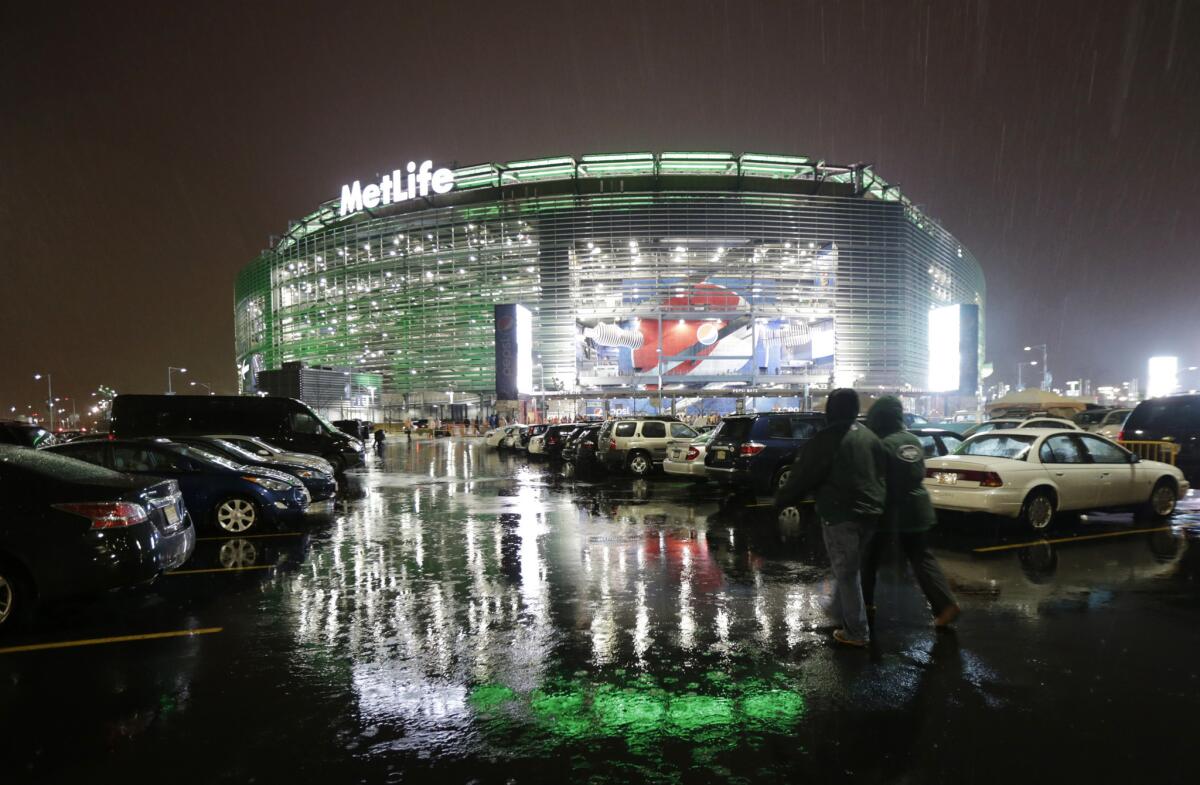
left=933, top=603, right=961, bottom=628
left=832, top=629, right=868, bottom=648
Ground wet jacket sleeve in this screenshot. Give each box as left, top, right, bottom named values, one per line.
left=773, top=426, right=845, bottom=509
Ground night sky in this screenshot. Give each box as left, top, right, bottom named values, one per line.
left=3, top=0, right=1197, bottom=415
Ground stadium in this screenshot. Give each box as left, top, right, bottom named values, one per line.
left=235, top=151, right=985, bottom=419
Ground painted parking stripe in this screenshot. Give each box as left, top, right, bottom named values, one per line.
left=195, top=531, right=305, bottom=542
left=0, top=627, right=222, bottom=655
left=166, top=565, right=277, bottom=576
left=972, top=525, right=1172, bottom=554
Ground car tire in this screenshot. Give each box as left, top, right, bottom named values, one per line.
left=213, top=496, right=261, bottom=535
left=627, top=451, right=652, bottom=477
left=773, top=465, right=793, bottom=492
left=1145, top=479, right=1178, bottom=518
left=0, top=558, right=33, bottom=633
left=1021, top=489, right=1057, bottom=531
left=327, top=455, right=345, bottom=474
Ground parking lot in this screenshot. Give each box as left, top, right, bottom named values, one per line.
left=4, top=436, right=1200, bottom=784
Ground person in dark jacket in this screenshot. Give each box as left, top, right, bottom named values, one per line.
left=776, top=388, right=887, bottom=647
left=861, top=396, right=960, bottom=628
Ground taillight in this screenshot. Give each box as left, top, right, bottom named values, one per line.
left=924, top=468, right=1003, bottom=487
left=53, top=501, right=149, bottom=529
left=548, top=435, right=558, bottom=445
left=1117, top=430, right=1125, bottom=442
left=739, top=441, right=766, bottom=456
left=609, top=438, right=617, bottom=450
left=686, top=446, right=700, bottom=461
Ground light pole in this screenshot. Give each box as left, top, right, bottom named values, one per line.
left=1018, top=361, right=1038, bottom=391
left=33, top=373, right=52, bottom=431
left=189, top=381, right=214, bottom=395
left=1024, top=345, right=1048, bottom=390
left=167, top=366, right=187, bottom=394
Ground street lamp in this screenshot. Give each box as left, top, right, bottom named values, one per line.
left=1018, top=360, right=1038, bottom=391
left=189, top=381, right=214, bottom=395
left=1023, top=345, right=1048, bottom=390
left=33, top=372, right=52, bottom=431
left=167, top=366, right=187, bottom=394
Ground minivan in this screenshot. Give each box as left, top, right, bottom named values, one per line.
left=110, top=395, right=364, bottom=472
left=1120, top=395, right=1200, bottom=484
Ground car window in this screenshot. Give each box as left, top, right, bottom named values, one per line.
left=714, top=418, right=753, bottom=441
left=289, top=412, right=322, bottom=435
left=1102, top=411, right=1129, bottom=426
left=940, top=435, right=963, bottom=454
left=766, top=418, right=792, bottom=438
left=958, top=434, right=1036, bottom=460
left=1079, top=435, right=1129, bottom=464
left=670, top=422, right=697, bottom=438
left=917, top=435, right=937, bottom=457
left=615, top=422, right=636, bottom=437
left=55, top=442, right=108, bottom=466
left=1041, top=435, right=1085, bottom=464
left=790, top=418, right=819, bottom=439
left=640, top=421, right=666, bottom=438
left=111, top=445, right=158, bottom=472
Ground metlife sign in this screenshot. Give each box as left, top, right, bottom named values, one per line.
left=339, top=159, right=455, bottom=217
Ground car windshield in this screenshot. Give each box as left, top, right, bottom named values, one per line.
left=956, top=434, right=1037, bottom=460
left=1, top=445, right=125, bottom=483
left=693, top=430, right=715, bottom=444
left=212, top=439, right=264, bottom=463
left=228, top=436, right=281, bottom=455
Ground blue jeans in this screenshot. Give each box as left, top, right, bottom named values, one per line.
left=821, top=519, right=876, bottom=642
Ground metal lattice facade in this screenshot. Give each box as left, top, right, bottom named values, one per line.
left=235, top=152, right=984, bottom=395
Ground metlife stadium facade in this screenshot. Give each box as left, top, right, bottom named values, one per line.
left=235, top=152, right=985, bottom=411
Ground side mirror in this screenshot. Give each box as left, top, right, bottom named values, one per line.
left=1128, top=452, right=1141, bottom=464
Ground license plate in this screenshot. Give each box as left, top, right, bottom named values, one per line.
left=716, top=450, right=727, bottom=460
left=165, top=504, right=181, bottom=525
left=935, top=473, right=958, bottom=485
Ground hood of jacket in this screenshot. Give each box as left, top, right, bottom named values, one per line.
left=825, top=388, right=860, bottom=425
left=865, top=395, right=906, bottom=438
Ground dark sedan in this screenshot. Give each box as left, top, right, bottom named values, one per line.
left=169, top=436, right=337, bottom=501
left=47, top=438, right=309, bottom=535
left=0, top=445, right=195, bottom=630
left=562, top=425, right=602, bottom=472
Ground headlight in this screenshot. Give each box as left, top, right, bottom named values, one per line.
left=243, top=475, right=293, bottom=492
left=296, top=469, right=316, bottom=479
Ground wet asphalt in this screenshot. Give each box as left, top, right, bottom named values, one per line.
left=3, top=437, right=1199, bottom=784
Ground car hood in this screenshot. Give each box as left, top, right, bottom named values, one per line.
left=244, top=465, right=305, bottom=486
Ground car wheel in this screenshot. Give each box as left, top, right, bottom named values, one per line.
left=0, top=560, right=32, bottom=632
left=328, top=455, right=345, bottom=473
left=774, top=465, right=793, bottom=491
left=218, top=539, right=259, bottom=568
left=1021, top=489, right=1056, bottom=531
left=1146, top=480, right=1178, bottom=518
left=778, top=506, right=802, bottom=526
left=627, top=451, right=652, bottom=477
left=213, top=497, right=260, bottom=534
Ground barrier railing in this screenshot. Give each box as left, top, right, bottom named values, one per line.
left=1119, top=440, right=1180, bottom=465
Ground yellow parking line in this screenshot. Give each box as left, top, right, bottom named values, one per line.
left=166, top=565, right=277, bottom=576
left=0, top=627, right=222, bottom=655
left=972, top=525, right=1172, bottom=554
left=195, top=532, right=304, bottom=542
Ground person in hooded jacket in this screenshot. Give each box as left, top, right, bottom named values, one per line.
left=861, top=396, right=961, bottom=628
left=776, top=388, right=887, bottom=647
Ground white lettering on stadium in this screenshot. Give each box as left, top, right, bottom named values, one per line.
left=339, top=160, right=454, bottom=217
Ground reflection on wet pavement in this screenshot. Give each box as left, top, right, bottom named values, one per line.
left=3, top=438, right=1200, bottom=783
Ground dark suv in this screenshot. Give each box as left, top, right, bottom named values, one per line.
left=1121, top=395, right=1200, bottom=484
left=704, top=412, right=825, bottom=496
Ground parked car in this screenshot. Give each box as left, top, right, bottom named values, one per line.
left=535, top=424, right=581, bottom=460
left=704, top=412, right=825, bottom=496
left=562, top=425, right=602, bottom=472
left=911, top=428, right=965, bottom=458
left=1120, top=395, right=1200, bottom=485
left=962, top=416, right=1080, bottom=439
left=206, top=434, right=335, bottom=475
left=1073, top=409, right=1112, bottom=431
left=663, top=430, right=717, bottom=480
left=520, top=424, right=549, bottom=452
left=0, top=445, right=195, bottom=630
left=484, top=425, right=521, bottom=448
left=924, top=429, right=1189, bottom=530
left=110, top=394, right=363, bottom=472
left=596, top=417, right=698, bottom=476
left=47, top=438, right=310, bottom=534
left=332, top=419, right=371, bottom=442
left=168, top=436, right=338, bottom=501
left=0, top=421, right=56, bottom=448
left=1095, top=408, right=1133, bottom=440
left=500, top=425, right=527, bottom=449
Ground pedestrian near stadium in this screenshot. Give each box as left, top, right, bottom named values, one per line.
left=861, top=396, right=961, bottom=628
left=775, top=388, right=887, bottom=647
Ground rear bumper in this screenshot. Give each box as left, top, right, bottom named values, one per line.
left=664, top=459, right=706, bottom=477
left=925, top=484, right=1025, bottom=517
left=42, top=519, right=195, bottom=599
